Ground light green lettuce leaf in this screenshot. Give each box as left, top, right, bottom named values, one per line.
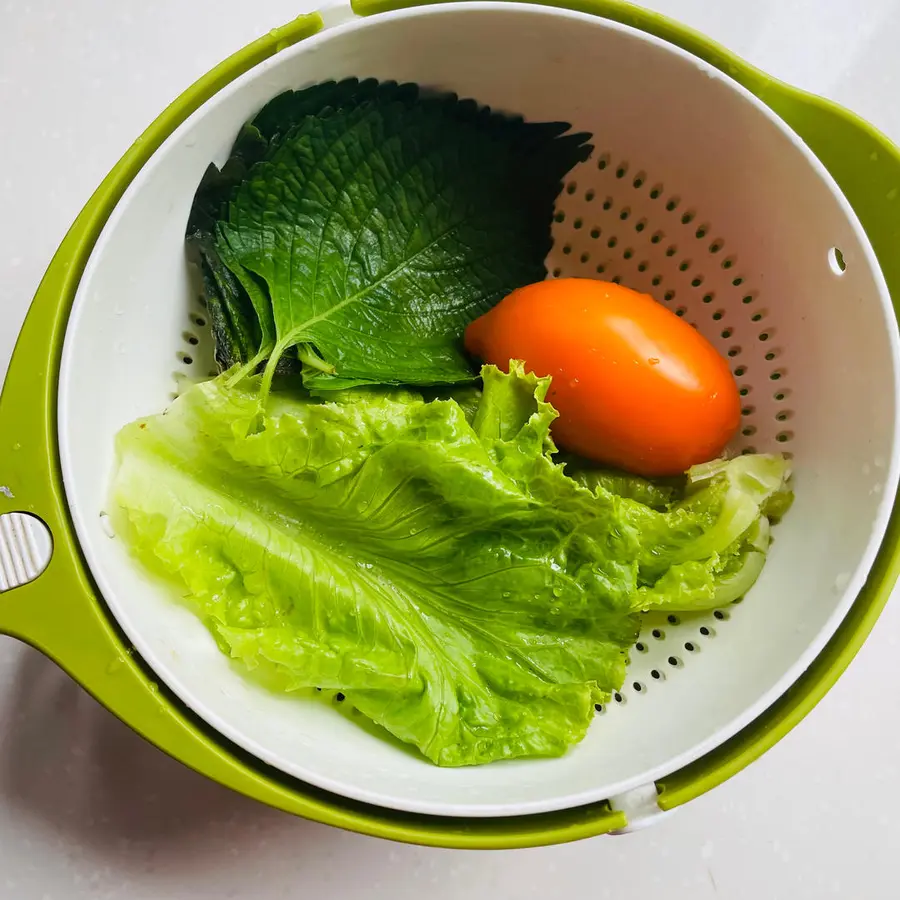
left=113, top=367, right=639, bottom=766
left=112, top=363, right=790, bottom=765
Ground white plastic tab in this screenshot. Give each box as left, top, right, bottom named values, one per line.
left=608, top=783, right=677, bottom=834
left=0, top=513, right=53, bottom=592
left=317, top=0, right=358, bottom=30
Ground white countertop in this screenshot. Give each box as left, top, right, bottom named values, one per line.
left=2, top=1, right=900, bottom=897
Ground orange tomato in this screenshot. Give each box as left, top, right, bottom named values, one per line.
left=465, top=279, right=740, bottom=477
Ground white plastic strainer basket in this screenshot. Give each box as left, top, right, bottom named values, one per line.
left=6, top=2, right=900, bottom=826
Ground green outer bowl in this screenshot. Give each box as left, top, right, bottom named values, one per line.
left=2, top=0, right=900, bottom=848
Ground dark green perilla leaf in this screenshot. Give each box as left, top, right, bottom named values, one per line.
left=187, top=79, right=592, bottom=389
left=187, top=231, right=259, bottom=370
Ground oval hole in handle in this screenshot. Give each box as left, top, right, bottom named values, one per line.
left=0, top=512, right=53, bottom=592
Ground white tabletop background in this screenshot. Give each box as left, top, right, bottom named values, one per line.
left=2, top=1, right=899, bottom=897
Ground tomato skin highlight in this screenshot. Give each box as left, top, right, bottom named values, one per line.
left=465, top=279, right=741, bottom=477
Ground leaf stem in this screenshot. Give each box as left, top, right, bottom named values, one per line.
left=258, top=337, right=335, bottom=409
left=225, top=344, right=274, bottom=388
left=296, top=342, right=336, bottom=374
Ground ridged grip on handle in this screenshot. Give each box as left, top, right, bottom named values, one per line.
left=0, top=513, right=51, bottom=592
